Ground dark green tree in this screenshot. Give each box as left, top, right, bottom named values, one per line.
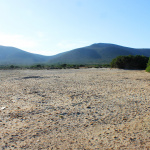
left=111, top=55, right=149, bottom=69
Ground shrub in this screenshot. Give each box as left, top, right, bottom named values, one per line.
left=30, top=64, right=44, bottom=69
left=146, top=57, right=150, bottom=72
left=147, top=57, right=150, bottom=67
left=146, top=65, right=150, bottom=72
left=111, top=55, right=149, bottom=69
left=10, top=65, right=15, bottom=69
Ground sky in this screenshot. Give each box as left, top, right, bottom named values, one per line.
left=0, top=0, right=150, bottom=56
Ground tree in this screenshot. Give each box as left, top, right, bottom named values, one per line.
left=111, top=55, right=149, bottom=69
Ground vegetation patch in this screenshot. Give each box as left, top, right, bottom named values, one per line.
left=146, top=66, right=150, bottom=72
left=146, top=57, right=150, bottom=72
left=110, top=55, right=149, bottom=70
left=0, top=64, right=110, bottom=70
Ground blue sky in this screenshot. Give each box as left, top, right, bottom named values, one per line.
left=0, top=0, right=150, bottom=56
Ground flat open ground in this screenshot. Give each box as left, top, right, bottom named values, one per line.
left=0, top=68, right=150, bottom=149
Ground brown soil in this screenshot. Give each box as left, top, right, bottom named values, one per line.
left=0, top=68, right=150, bottom=149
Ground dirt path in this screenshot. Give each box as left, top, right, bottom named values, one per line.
left=0, top=68, right=150, bottom=149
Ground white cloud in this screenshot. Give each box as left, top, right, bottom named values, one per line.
left=0, top=33, right=37, bottom=50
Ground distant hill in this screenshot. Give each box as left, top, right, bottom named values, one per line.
left=0, top=43, right=150, bottom=65
left=0, top=46, right=51, bottom=65
left=48, top=43, right=150, bottom=64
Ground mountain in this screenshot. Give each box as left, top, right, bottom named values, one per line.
left=48, top=43, right=150, bottom=64
left=0, top=43, right=150, bottom=65
left=0, top=46, right=51, bottom=65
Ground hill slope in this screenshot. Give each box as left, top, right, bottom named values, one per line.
left=0, top=46, right=51, bottom=65
left=48, top=43, right=150, bottom=64
left=0, top=43, right=150, bottom=65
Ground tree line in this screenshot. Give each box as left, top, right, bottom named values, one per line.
left=110, top=55, right=150, bottom=71
left=0, top=55, right=150, bottom=72
left=0, top=64, right=110, bottom=70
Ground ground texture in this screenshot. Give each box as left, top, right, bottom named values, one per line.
left=0, top=68, right=150, bottom=149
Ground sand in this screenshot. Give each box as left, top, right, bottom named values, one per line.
left=0, top=68, right=150, bottom=149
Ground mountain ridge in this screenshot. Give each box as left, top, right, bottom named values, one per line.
left=48, top=43, right=150, bottom=64
left=0, top=45, right=52, bottom=65
left=0, top=43, right=150, bottom=65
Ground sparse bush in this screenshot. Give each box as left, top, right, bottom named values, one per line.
left=30, top=64, right=45, bottom=69
left=102, top=64, right=110, bottom=68
left=0, top=63, right=111, bottom=70
left=61, top=64, right=67, bottom=69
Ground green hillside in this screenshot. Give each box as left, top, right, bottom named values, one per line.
left=48, top=43, right=150, bottom=64
left=0, top=43, right=150, bottom=65
left=0, top=46, right=51, bottom=65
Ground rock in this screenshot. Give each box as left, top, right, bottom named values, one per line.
left=1, top=107, right=6, bottom=110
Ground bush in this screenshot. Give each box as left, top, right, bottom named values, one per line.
left=111, top=55, right=149, bottom=69
left=146, top=57, right=150, bottom=72
left=30, top=64, right=44, bottom=69
left=146, top=65, right=150, bottom=72
left=147, top=57, right=150, bottom=66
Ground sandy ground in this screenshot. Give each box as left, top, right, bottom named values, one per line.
left=0, top=68, right=150, bottom=150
